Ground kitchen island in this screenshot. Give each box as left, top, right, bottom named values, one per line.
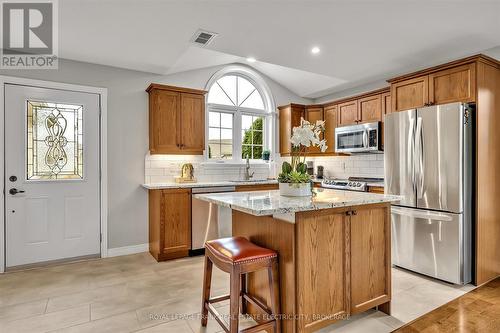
left=195, top=188, right=400, bottom=333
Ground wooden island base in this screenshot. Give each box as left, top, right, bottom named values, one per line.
left=232, top=203, right=391, bottom=333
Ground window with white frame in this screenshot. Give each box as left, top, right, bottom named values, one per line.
left=207, top=73, right=271, bottom=161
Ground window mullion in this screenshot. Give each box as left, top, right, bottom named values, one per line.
left=234, top=110, right=242, bottom=162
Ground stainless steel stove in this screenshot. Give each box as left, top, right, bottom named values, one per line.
left=321, top=177, right=383, bottom=192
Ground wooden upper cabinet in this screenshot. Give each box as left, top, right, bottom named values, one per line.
left=179, top=93, right=205, bottom=153
left=323, top=105, right=337, bottom=154
left=149, top=90, right=180, bottom=153
left=428, top=63, right=476, bottom=105
left=147, top=84, right=207, bottom=155
left=279, top=104, right=304, bottom=155
left=337, top=100, right=358, bottom=126
left=391, top=76, right=429, bottom=112
left=305, top=106, right=324, bottom=154
left=381, top=92, right=392, bottom=149
left=390, top=61, right=478, bottom=112
left=381, top=92, right=392, bottom=116
left=358, top=94, right=382, bottom=123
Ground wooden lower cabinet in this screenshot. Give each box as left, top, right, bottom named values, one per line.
left=235, top=183, right=278, bottom=192
left=296, top=210, right=350, bottom=332
left=149, top=188, right=191, bottom=261
left=368, top=186, right=385, bottom=194
left=350, top=205, right=391, bottom=314
left=233, top=203, right=391, bottom=332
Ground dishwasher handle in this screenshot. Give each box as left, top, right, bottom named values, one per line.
left=191, top=186, right=236, bottom=194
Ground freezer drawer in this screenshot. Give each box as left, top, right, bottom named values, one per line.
left=391, top=206, right=470, bottom=284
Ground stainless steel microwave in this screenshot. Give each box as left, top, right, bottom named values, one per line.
left=335, top=122, right=382, bottom=153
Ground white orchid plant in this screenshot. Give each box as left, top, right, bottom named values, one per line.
left=278, top=118, right=327, bottom=184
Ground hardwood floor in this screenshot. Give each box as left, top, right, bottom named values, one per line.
left=394, top=278, right=500, bottom=332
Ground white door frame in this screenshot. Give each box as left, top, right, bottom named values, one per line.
left=0, top=76, right=108, bottom=273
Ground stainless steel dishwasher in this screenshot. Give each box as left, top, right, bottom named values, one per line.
left=191, top=186, right=235, bottom=250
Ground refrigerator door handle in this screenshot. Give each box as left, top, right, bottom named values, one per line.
left=415, top=117, right=424, bottom=199
left=408, top=118, right=416, bottom=193
left=391, top=207, right=453, bottom=221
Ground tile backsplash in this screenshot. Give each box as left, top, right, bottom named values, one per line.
left=308, top=154, right=385, bottom=179
left=145, top=153, right=384, bottom=184
left=276, top=154, right=384, bottom=180
left=144, top=154, right=275, bottom=183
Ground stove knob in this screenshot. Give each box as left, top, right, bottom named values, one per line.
left=356, top=182, right=361, bottom=187
left=348, top=182, right=352, bottom=186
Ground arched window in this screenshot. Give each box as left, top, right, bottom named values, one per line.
left=206, top=68, right=273, bottom=161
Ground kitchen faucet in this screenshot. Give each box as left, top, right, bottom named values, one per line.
left=244, top=155, right=254, bottom=181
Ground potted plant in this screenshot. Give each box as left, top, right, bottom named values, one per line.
left=278, top=118, right=327, bottom=196
left=262, top=149, right=271, bottom=161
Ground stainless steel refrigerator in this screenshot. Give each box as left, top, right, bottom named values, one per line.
left=384, top=102, right=473, bottom=284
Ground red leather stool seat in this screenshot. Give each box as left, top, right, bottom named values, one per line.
left=201, top=236, right=281, bottom=332
left=205, top=236, right=277, bottom=264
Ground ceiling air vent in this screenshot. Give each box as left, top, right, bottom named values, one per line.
left=191, top=29, right=218, bottom=47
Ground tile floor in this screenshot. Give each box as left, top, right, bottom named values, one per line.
left=0, top=253, right=475, bottom=332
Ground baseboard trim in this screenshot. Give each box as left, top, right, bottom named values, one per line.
left=107, top=243, right=149, bottom=257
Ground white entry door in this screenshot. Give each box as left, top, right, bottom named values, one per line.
left=5, top=84, right=101, bottom=268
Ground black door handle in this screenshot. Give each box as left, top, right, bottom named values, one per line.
left=9, top=188, right=25, bottom=195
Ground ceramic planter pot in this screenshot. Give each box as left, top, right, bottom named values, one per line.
left=279, top=182, right=312, bottom=197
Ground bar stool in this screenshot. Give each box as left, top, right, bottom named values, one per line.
left=201, top=236, right=281, bottom=333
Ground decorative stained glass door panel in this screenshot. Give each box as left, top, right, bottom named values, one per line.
left=27, top=101, right=84, bottom=180
left=5, top=84, right=101, bottom=268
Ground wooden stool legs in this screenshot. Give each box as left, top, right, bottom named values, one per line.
left=201, top=255, right=281, bottom=333
left=201, top=255, right=213, bottom=327
left=229, top=269, right=241, bottom=333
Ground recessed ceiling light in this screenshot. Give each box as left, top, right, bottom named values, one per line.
left=311, top=47, right=320, bottom=54
left=246, top=57, right=256, bottom=63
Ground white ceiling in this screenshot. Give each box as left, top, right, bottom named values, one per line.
left=60, top=0, right=500, bottom=98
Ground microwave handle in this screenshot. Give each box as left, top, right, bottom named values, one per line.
left=363, top=130, right=368, bottom=148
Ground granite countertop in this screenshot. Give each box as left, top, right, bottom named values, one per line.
left=193, top=188, right=401, bottom=216
left=142, top=179, right=278, bottom=189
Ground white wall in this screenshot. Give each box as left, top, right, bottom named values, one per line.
left=0, top=60, right=310, bottom=249
left=314, top=80, right=389, bottom=104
